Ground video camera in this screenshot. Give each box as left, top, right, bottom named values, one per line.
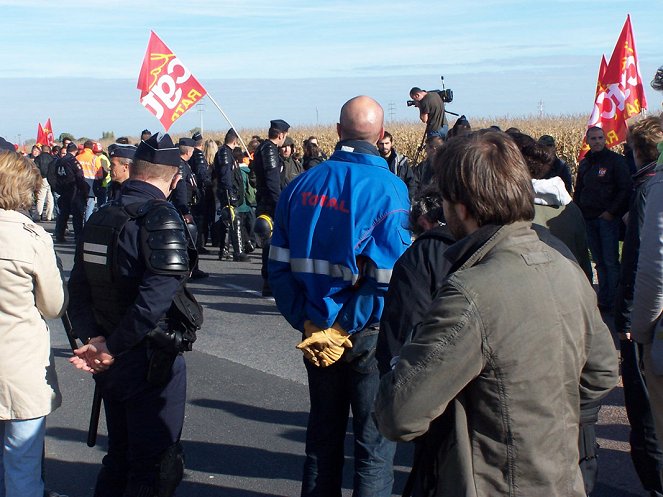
left=407, top=76, right=453, bottom=106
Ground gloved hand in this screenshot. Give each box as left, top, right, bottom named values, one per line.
left=297, top=320, right=352, bottom=367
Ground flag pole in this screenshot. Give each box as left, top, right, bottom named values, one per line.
left=205, top=93, right=251, bottom=157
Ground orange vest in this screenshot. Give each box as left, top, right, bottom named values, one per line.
left=77, top=148, right=101, bottom=180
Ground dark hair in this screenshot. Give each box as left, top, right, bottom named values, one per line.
left=83, top=140, right=94, bottom=149
left=509, top=132, right=554, bottom=179
left=409, top=87, right=423, bottom=97
left=305, top=141, right=321, bottom=157
left=652, top=66, right=663, bottom=92
left=224, top=128, right=239, bottom=145
left=382, top=131, right=393, bottom=142
left=586, top=126, right=604, bottom=137
left=116, top=136, right=130, bottom=144
left=268, top=127, right=283, bottom=139
left=435, top=132, right=534, bottom=226
left=409, top=187, right=445, bottom=236
left=232, top=146, right=245, bottom=162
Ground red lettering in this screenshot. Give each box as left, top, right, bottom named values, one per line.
left=300, top=192, right=349, bottom=214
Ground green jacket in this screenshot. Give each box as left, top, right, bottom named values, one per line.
left=375, top=221, right=618, bottom=497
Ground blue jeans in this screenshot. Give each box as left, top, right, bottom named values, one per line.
left=585, top=217, right=621, bottom=308
left=427, top=124, right=449, bottom=139
left=301, top=329, right=396, bottom=497
left=0, top=417, right=45, bottom=497
left=85, top=197, right=96, bottom=222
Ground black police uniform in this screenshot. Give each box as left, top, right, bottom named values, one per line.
left=252, top=139, right=281, bottom=284
left=68, top=176, right=200, bottom=497
left=188, top=147, right=212, bottom=249
left=214, top=143, right=245, bottom=260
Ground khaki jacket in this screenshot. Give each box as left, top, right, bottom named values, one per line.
left=375, top=222, right=618, bottom=497
left=0, top=209, right=67, bottom=419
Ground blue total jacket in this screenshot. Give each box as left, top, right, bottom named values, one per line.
left=268, top=141, right=411, bottom=334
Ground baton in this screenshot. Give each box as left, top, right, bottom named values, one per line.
left=61, top=312, right=103, bottom=448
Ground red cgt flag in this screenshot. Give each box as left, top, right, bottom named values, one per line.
left=578, top=15, right=648, bottom=162
left=578, top=56, right=609, bottom=162
left=36, top=123, right=48, bottom=146
left=137, top=31, right=207, bottom=132
left=43, top=118, right=54, bottom=146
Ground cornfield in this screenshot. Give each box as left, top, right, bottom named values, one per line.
left=236, top=114, right=591, bottom=177
left=110, top=114, right=612, bottom=178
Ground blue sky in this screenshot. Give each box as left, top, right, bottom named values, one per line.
left=0, top=0, right=660, bottom=142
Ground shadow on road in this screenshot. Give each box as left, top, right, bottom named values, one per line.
left=191, top=398, right=308, bottom=427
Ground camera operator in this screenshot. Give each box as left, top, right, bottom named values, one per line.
left=409, top=87, right=448, bottom=138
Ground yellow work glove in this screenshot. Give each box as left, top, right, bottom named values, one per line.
left=297, top=320, right=352, bottom=367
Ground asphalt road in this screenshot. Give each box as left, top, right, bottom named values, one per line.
left=42, top=222, right=648, bottom=497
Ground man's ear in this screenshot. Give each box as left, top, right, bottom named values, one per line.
left=376, top=127, right=385, bottom=145
left=456, top=202, right=470, bottom=222
left=169, top=172, right=182, bottom=192
left=336, top=123, right=341, bottom=139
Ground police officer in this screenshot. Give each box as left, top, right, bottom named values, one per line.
left=251, top=118, right=290, bottom=296
left=173, top=137, right=208, bottom=279
left=107, top=143, right=136, bottom=202
left=188, top=131, right=212, bottom=253
left=68, top=133, right=203, bottom=497
left=215, top=128, right=248, bottom=262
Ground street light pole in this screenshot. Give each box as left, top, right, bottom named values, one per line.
left=197, top=103, right=205, bottom=135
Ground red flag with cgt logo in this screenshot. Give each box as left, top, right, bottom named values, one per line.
left=137, top=31, right=207, bottom=131
left=578, top=15, right=648, bottom=162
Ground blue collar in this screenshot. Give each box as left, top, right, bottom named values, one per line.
left=334, top=139, right=380, bottom=157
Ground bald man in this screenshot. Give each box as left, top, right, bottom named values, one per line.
left=269, top=96, right=411, bottom=496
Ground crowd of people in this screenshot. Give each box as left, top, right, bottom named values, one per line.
left=0, top=65, right=661, bottom=497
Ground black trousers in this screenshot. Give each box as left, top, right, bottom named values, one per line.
left=93, top=347, right=186, bottom=497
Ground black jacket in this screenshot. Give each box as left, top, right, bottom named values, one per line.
left=377, top=226, right=455, bottom=375
left=33, top=153, right=54, bottom=179
left=385, top=150, right=417, bottom=199
left=68, top=180, right=187, bottom=353
left=614, top=161, right=658, bottom=333
left=188, top=148, right=211, bottom=189
left=544, top=157, right=574, bottom=194
left=251, top=139, right=281, bottom=216
left=171, top=159, right=196, bottom=216
left=303, top=155, right=324, bottom=171
left=574, top=148, right=632, bottom=219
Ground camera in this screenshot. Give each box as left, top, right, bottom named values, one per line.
left=407, top=76, right=454, bottom=106
left=437, top=88, right=454, bottom=103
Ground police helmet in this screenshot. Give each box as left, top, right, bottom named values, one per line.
left=254, top=214, right=273, bottom=247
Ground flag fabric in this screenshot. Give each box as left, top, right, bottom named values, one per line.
left=578, top=15, right=648, bottom=161
left=44, top=118, right=54, bottom=146
left=578, top=56, right=609, bottom=162
left=137, top=31, right=207, bottom=132
left=36, top=123, right=48, bottom=146
left=604, top=14, right=648, bottom=117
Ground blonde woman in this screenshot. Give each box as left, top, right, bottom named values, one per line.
left=0, top=150, right=67, bottom=497
left=203, top=138, right=219, bottom=245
